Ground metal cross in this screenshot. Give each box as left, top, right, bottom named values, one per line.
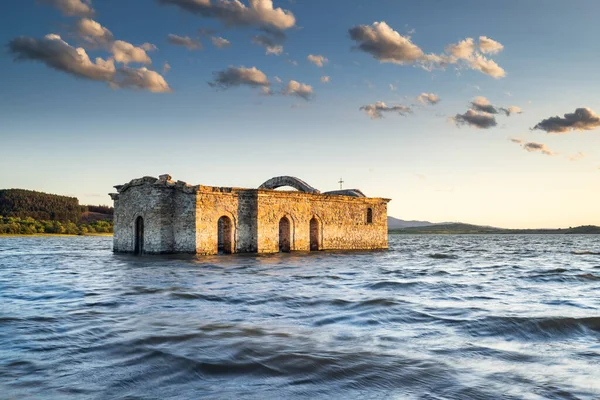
left=338, top=178, right=344, bottom=190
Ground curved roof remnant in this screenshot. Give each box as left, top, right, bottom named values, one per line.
left=258, top=176, right=320, bottom=194
left=323, top=189, right=366, bottom=198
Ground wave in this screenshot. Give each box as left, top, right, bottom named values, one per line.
left=365, top=281, right=420, bottom=290
left=462, top=316, right=600, bottom=339
left=428, top=253, right=458, bottom=259
left=571, top=250, right=600, bottom=255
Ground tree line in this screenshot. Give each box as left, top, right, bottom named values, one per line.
left=0, top=216, right=113, bottom=235
left=0, top=189, right=82, bottom=222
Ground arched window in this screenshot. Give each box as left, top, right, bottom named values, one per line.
left=310, top=217, right=320, bottom=251
left=134, top=216, right=144, bottom=254
left=279, top=217, right=291, bottom=252
left=366, top=208, right=373, bottom=224
left=218, top=216, right=233, bottom=254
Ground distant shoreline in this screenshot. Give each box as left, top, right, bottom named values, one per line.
left=389, top=224, right=600, bottom=235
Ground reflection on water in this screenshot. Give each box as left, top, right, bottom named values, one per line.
left=1, top=235, right=599, bottom=399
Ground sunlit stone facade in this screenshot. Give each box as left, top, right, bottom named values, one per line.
left=109, top=175, right=390, bottom=255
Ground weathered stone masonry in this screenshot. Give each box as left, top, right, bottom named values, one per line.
left=109, top=175, right=390, bottom=255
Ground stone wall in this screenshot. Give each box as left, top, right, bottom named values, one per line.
left=255, top=190, right=388, bottom=253
left=111, top=175, right=390, bottom=255
left=112, top=177, right=176, bottom=254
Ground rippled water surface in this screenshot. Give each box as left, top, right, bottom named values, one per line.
left=1, top=235, right=600, bottom=399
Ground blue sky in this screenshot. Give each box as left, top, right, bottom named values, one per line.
left=1, top=0, right=600, bottom=228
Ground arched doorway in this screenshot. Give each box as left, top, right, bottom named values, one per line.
left=310, top=217, right=320, bottom=251
left=218, top=216, right=233, bottom=254
left=134, top=216, right=144, bottom=255
left=279, top=216, right=291, bottom=252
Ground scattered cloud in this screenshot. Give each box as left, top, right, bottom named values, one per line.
left=167, top=34, right=202, bottom=50
left=567, top=152, right=585, bottom=161
left=503, top=105, right=522, bottom=116
left=468, top=53, right=505, bottom=78
left=75, top=18, right=114, bottom=46
left=251, top=34, right=282, bottom=55
left=389, top=83, right=397, bottom=91
left=157, top=0, right=296, bottom=32
left=451, top=109, right=497, bottom=129
left=8, top=34, right=171, bottom=93
left=417, top=92, right=440, bottom=105
left=209, top=66, right=270, bottom=89
left=114, top=67, right=172, bottom=93
left=273, top=76, right=282, bottom=83
left=39, top=0, right=94, bottom=17
left=307, top=54, right=328, bottom=67
left=470, top=96, right=498, bottom=114
left=211, top=36, right=231, bottom=48
left=360, top=101, right=412, bottom=119
left=532, top=107, right=600, bottom=134
left=320, top=76, right=330, bottom=83
left=478, top=36, right=504, bottom=54
left=8, top=34, right=116, bottom=81
left=509, top=138, right=556, bottom=156
left=470, top=96, right=522, bottom=116
left=349, top=21, right=424, bottom=64
left=163, top=61, right=171, bottom=74
left=523, top=142, right=556, bottom=156
left=349, top=22, right=506, bottom=78
left=445, top=38, right=475, bottom=59
left=111, top=40, right=155, bottom=64
left=283, top=80, right=314, bottom=100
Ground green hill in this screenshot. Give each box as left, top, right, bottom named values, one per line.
left=0, top=189, right=81, bottom=223
left=0, top=189, right=113, bottom=235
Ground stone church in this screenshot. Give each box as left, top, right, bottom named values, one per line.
left=109, top=174, right=390, bottom=255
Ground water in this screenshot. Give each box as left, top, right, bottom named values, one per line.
left=1, top=235, right=599, bottom=399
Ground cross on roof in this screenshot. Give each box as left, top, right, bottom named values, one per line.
left=338, top=177, right=344, bottom=190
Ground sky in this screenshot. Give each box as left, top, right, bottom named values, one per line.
left=1, top=0, right=600, bottom=229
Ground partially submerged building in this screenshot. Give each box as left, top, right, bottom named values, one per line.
left=109, top=175, right=390, bottom=255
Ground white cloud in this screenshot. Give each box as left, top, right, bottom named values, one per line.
left=167, top=34, right=202, bottom=50
left=283, top=80, right=314, bottom=100
left=211, top=36, right=231, bottom=48
left=75, top=18, right=113, bottom=46
left=209, top=66, right=270, bottom=89
left=479, top=36, right=504, bottom=54
left=320, top=76, right=330, bottom=83
left=349, top=21, right=424, bottom=65
left=445, top=38, right=474, bottom=59
left=360, top=101, right=412, bottom=119
left=9, top=34, right=115, bottom=81
left=158, top=0, right=296, bottom=31
left=417, top=93, right=440, bottom=105
left=8, top=34, right=171, bottom=93
left=349, top=21, right=506, bottom=78
left=111, top=40, right=155, bottom=64
left=468, top=53, right=506, bottom=78
left=114, top=67, right=172, bottom=93
left=40, top=0, right=94, bottom=17
left=307, top=54, right=328, bottom=67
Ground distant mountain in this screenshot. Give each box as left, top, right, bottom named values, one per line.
left=387, top=216, right=447, bottom=229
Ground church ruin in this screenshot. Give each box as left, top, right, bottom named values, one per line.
left=109, top=174, right=390, bottom=255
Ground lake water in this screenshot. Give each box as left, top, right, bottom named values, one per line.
left=1, top=235, right=599, bottom=399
